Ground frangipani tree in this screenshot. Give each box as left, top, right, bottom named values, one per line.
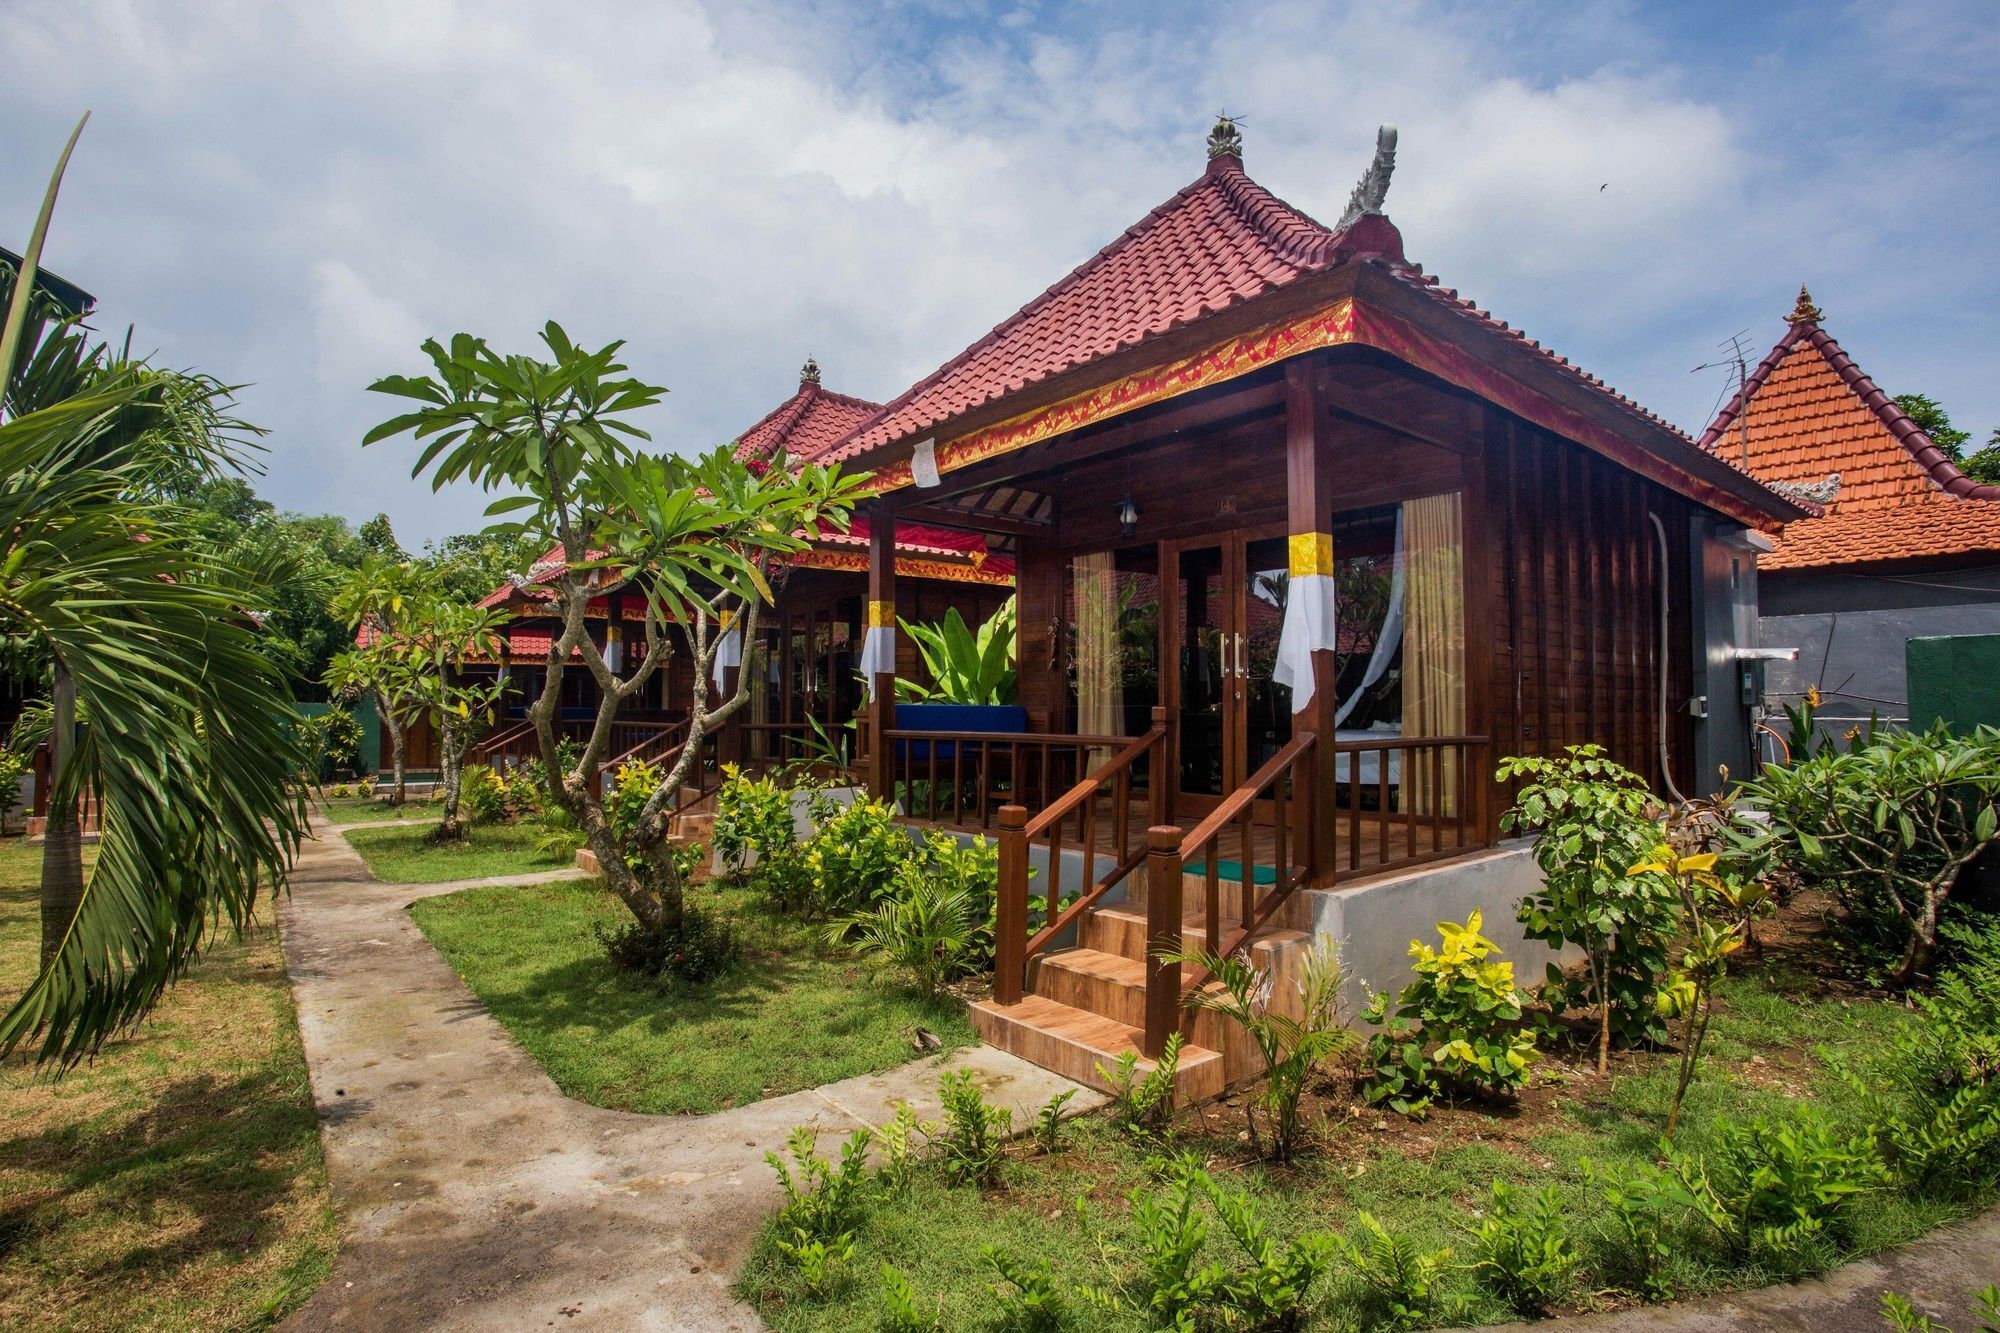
left=365, top=325, right=869, bottom=947
left=397, top=597, right=506, bottom=842
left=328, top=551, right=432, bottom=804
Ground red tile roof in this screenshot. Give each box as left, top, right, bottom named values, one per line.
left=1700, top=290, right=2000, bottom=571
left=816, top=150, right=1363, bottom=465
left=734, top=360, right=882, bottom=466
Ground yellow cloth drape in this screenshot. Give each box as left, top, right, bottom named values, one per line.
left=1072, top=553, right=1125, bottom=752
left=1402, top=492, right=1464, bottom=817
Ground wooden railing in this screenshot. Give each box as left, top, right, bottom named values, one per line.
left=992, top=707, right=1170, bottom=1006
left=1326, top=734, right=1488, bottom=879
left=470, top=718, right=539, bottom=768
left=592, top=719, right=690, bottom=797
left=881, top=723, right=1152, bottom=834
left=1152, top=732, right=1319, bottom=1049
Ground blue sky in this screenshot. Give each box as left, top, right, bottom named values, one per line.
left=5, top=0, right=1995, bottom=545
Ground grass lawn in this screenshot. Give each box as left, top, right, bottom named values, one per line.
left=343, top=819, right=577, bottom=884
left=409, top=877, right=976, bottom=1114
left=0, top=839, right=337, bottom=1332
left=315, top=794, right=435, bottom=826
left=740, top=939, right=1984, bottom=1331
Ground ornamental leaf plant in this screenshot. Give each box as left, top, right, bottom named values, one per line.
left=1498, top=746, right=1674, bottom=1075
left=366, top=325, right=872, bottom=958
left=1362, top=911, right=1539, bottom=1115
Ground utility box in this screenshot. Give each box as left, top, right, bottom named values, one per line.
left=1908, top=634, right=2000, bottom=733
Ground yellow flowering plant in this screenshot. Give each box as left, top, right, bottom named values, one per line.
left=1362, top=911, right=1541, bottom=1116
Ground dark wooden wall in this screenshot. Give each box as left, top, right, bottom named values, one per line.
left=1478, top=409, right=1696, bottom=802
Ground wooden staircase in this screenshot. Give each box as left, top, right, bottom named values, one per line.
left=971, top=723, right=1322, bottom=1106
left=972, top=864, right=1316, bottom=1101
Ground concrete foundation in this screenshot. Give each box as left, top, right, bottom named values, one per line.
left=1295, top=841, right=1569, bottom=1013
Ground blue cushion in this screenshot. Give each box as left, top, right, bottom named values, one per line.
left=893, top=704, right=1029, bottom=764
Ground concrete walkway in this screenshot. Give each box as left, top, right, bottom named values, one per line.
left=278, top=819, right=1093, bottom=1331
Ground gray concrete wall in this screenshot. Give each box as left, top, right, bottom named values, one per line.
left=1762, top=598, right=2000, bottom=724
left=1297, top=843, right=1572, bottom=1015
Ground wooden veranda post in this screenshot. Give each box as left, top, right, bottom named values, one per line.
left=865, top=507, right=897, bottom=801
left=995, top=804, right=1029, bottom=1004
left=1285, top=360, right=1340, bottom=886
left=1142, top=823, right=1185, bottom=1058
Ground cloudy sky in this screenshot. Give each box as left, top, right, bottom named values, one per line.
left=6, top=0, right=1996, bottom=546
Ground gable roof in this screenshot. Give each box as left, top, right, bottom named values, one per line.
left=1700, top=288, right=2000, bottom=571
left=816, top=146, right=1356, bottom=466
left=803, top=126, right=1805, bottom=528
left=734, top=358, right=882, bottom=466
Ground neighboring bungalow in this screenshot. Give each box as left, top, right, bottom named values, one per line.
left=457, top=359, right=1013, bottom=776
left=1700, top=288, right=2000, bottom=737
left=791, top=119, right=1806, bottom=1093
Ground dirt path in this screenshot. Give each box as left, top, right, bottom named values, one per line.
left=278, top=818, right=1092, bottom=1331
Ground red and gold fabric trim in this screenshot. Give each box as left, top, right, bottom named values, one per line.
left=785, top=547, right=1017, bottom=587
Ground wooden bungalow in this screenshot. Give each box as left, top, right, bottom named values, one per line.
left=453, top=359, right=1014, bottom=781
left=790, top=120, right=1808, bottom=1093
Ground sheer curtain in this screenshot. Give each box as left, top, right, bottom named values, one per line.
left=1072, top=553, right=1125, bottom=749
left=1401, top=492, right=1464, bottom=817
left=1334, top=511, right=1405, bottom=728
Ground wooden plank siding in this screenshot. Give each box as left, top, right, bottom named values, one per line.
left=1482, top=405, right=1697, bottom=826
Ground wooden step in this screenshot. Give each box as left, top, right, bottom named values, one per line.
left=1034, top=947, right=1243, bottom=1051
left=971, top=994, right=1223, bottom=1101
left=1118, top=872, right=1311, bottom=927
left=1081, top=903, right=1311, bottom=963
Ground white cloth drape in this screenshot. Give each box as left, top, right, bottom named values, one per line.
left=858, top=626, right=895, bottom=699
left=1333, top=509, right=1405, bottom=727
left=711, top=626, right=742, bottom=692
left=1272, top=575, right=1337, bottom=708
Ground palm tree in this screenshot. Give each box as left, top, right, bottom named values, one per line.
left=0, top=116, right=307, bottom=1066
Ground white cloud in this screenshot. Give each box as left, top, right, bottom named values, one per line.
left=3, top=0, right=1995, bottom=545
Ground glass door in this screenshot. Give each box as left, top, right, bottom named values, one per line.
left=1168, top=527, right=1293, bottom=821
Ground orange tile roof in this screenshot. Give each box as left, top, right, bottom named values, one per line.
left=1701, top=290, right=2000, bottom=571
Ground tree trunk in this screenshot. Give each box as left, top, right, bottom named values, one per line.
left=39, top=662, right=84, bottom=969
left=432, top=723, right=467, bottom=843
left=386, top=707, right=407, bottom=806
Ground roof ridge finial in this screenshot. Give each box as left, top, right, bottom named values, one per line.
left=799, top=355, right=821, bottom=387
left=1335, top=125, right=1399, bottom=231
left=1788, top=285, right=1823, bottom=325
left=1206, top=112, right=1244, bottom=163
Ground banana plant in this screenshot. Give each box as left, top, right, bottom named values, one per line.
left=895, top=597, right=1017, bottom=706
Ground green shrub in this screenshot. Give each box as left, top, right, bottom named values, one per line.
left=776, top=1228, right=855, bottom=1300
left=1673, top=1112, right=1888, bottom=1266
left=984, top=1248, right=1075, bottom=1333
left=1881, top=1285, right=2000, bottom=1333
left=593, top=903, right=737, bottom=984
left=329, top=782, right=352, bottom=800
left=1362, top=911, right=1539, bottom=1115
left=1584, top=1157, right=1701, bottom=1301
left=766, top=1124, right=874, bottom=1243
left=1032, top=1089, right=1075, bottom=1155
left=1202, top=1169, right=1338, bottom=1330
left=1499, top=746, right=1674, bottom=1069
left=1176, top=935, right=1352, bottom=1162
left=1332, top=1210, right=1453, bottom=1331
left=935, top=1069, right=1010, bottom=1187
left=876, top=1263, right=946, bottom=1332
left=1468, top=1180, right=1578, bottom=1315
left=869, top=1104, right=936, bottom=1196
left=1095, top=1032, right=1181, bottom=1138
left=833, top=862, right=981, bottom=998
left=713, top=766, right=798, bottom=874
left=1868, top=914, right=2000, bottom=1196
left=603, top=757, right=665, bottom=847
left=1746, top=723, right=2000, bottom=983
left=461, top=763, right=509, bottom=824
left=803, top=798, right=910, bottom=914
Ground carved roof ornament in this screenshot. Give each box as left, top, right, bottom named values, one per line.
left=1206, top=114, right=1244, bottom=161
left=1336, top=125, right=1400, bottom=231
left=1787, top=285, right=1824, bottom=325
left=799, top=355, right=821, bottom=387
left=1773, top=473, right=1841, bottom=505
